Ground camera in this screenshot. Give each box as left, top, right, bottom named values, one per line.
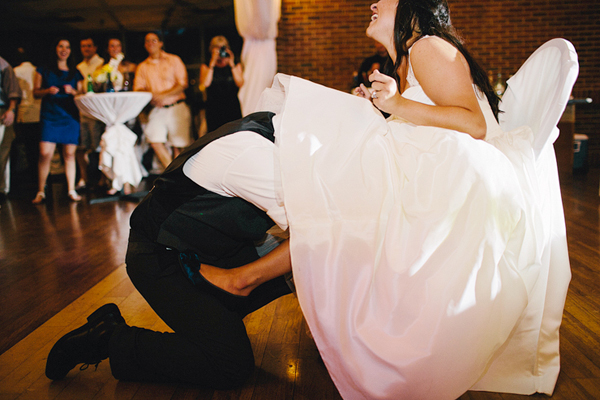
left=219, top=46, right=229, bottom=58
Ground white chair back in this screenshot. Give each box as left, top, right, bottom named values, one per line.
left=472, top=39, right=577, bottom=396
left=499, top=38, right=579, bottom=158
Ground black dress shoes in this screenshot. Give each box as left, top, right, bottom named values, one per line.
left=45, top=303, right=126, bottom=380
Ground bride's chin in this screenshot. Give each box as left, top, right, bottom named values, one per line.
left=366, top=29, right=381, bottom=42
left=366, top=25, right=375, bottom=38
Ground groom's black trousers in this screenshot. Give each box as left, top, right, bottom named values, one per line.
left=107, top=230, right=291, bottom=388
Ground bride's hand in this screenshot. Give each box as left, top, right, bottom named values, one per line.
left=354, top=84, right=371, bottom=99
left=368, top=69, right=402, bottom=113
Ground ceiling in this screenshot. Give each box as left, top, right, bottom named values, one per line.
left=0, top=0, right=235, bottom=32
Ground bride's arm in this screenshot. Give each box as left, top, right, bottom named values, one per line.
left=365, top=38, right=487, bottom=140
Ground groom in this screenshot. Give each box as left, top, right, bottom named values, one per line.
left=45, top=111, right=292, bottom=388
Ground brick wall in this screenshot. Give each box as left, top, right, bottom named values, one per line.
left=277, top=0, right=375, bottom=92
left=276, top=0, right=600, bottom=167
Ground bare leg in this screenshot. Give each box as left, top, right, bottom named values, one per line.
left=123, top=182, right=133, bottom=195
left=198, top=109, right=207, bottom=138
left=200, top=240, right=292, bottom=297
left=172, top=146, right=183, bottom=159
left=63, top=145, right=78, bottom=192
left=150, top=142, right=172, bottom=169
left=75, top=148, right=88, bottom=188
left=33, top=142, right=56, bottom=203
left=63, top=144, right=81, bottom=201
left=107, top=180, right=133, bottom=196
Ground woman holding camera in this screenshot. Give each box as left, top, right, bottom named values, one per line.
left=200, top=36, right=244, bottom=132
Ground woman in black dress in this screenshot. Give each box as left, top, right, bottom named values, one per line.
left=200, top=36, right=244, bottom=132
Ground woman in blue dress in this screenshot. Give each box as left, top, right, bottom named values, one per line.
left=32, top=38, right=84, bottom=203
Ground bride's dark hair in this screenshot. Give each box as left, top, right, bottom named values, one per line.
left=393, top=0, right=500, bottom=120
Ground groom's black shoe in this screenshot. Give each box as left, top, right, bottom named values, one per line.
left=45, top=303, right=125, bottom=380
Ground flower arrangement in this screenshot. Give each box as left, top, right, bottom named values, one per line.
left=92, top=64, right=116, bottom=83
left=91, top=53, right=124, bottom=92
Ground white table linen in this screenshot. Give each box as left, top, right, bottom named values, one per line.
left=75, top=92, right=151, bottom=191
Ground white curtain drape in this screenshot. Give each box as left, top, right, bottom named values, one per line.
left=234, top=0, right=281, bottom=116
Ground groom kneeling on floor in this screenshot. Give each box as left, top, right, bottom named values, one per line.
left=46, top=111, right=293, bottom=387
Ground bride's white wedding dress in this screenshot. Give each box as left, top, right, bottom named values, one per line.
left=259, top=40, right=567, bottom=398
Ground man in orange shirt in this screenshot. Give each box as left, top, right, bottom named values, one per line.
left=134, top=32, right=192, bottom=169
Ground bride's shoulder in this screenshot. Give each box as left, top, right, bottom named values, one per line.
left=410, top=36, right=461, bottom=65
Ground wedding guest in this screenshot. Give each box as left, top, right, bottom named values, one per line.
left=77, top=36, right=104, bottom=79
left=0, top=56, right=22, bottom=202
left=105, top=38, right=137, bottom=90
left=351, top=54, right=391, bottom=118
left=100, top=38, right=139, bottom=196
left=13, top=48, right=42, bottom=186
left=351, top=58, right=382, bottom=95
left=134, top=32, right=192, bottom=169
left=76, top=36, right=105, bottom=190
left=32, top=38, right=84, bottom=203
left=352, top=40, right=391, bottom=89
left=200, top=36, right=243, bottom=132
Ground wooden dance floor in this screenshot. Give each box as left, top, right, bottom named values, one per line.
left=0, top=170, right=599, bottom=399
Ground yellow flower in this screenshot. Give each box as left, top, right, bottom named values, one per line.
left=92, top=65, right=116, bottom=83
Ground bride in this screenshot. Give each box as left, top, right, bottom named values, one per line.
left=198, top=0, right=545, bottom=398
left=356, top=0, right=500, bottom=141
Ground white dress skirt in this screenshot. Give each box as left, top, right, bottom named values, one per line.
left=260, top=72, right=550, bottom=399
